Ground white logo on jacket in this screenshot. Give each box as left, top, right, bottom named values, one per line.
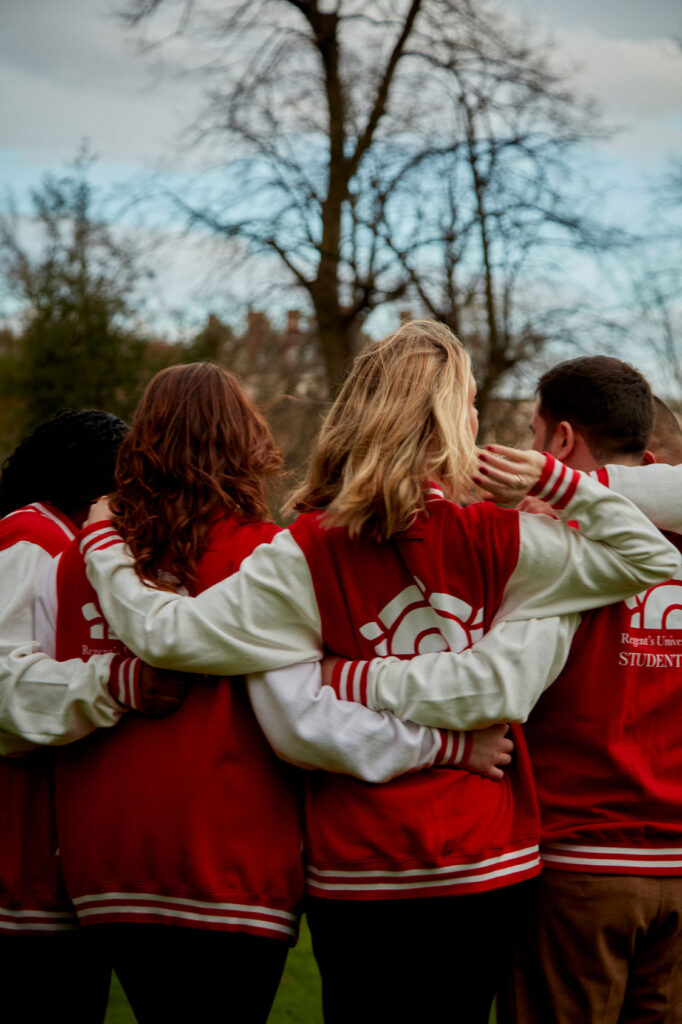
left=625, top=579, right=682, bottom=630
left=81, top=601, right=119, bottom=641
left=359, top=578, right=484, bottom=655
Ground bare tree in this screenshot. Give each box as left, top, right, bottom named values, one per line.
left=121, top=0, right=611, bottom=406
left=380, top=24, right=621, bottom=417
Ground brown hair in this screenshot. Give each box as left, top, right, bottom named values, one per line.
left=287, top=320, right=476, bottom=540
left=111, top=363, right=281, bottom=590
left=537, top=355, right=653, bottom=463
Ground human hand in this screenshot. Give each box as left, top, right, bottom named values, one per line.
left=517, top=495, right=557, bottom=518
left=137, top=664, right=194, bottom=717
left=321, top=655, right=339, bottom=687
left=467, top=723, right=514, bottom=781
left=473, top=445, right=547, bottom=505
left=86, top=496, right=113, bottom=526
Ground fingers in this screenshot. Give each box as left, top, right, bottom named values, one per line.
left=138, top=665, right=194, bottom=716
left=518, top=496, right=555, bottom=517
left=477, top=452, right=527, bottom=489
left=467, top=722, right=516, bottom=781
left=144, top=695, right=186, bottom=718
left=85, top=496, right=113, bottom=526
left=479, top=446, right=544, bottom=483
left=473, top=447, right=544, bottom=504
left=496, top=724, right=514, bottom=762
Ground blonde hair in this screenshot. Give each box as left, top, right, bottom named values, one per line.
left=288, top=320, right=477, bottom=539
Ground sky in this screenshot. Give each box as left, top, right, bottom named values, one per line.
left=1, top=0, right=681, bottom=339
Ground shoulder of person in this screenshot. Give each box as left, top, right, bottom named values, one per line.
left=0, top=503, right=75, bottom=556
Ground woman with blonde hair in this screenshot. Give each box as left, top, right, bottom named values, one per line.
left=78, top=322, right=677, bottom=1021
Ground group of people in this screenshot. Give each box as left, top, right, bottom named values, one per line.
left=1, top=319, right=682, bottom=1023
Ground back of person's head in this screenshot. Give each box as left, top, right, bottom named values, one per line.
left=649, top=396, right=682, bottom=466
left=289, top=319, right=476, bottom=540
left=536, top=356, right=653, bottom=464
left=112, top=362, right=281, bottom=589
left=0, top=410, right=129, bottom=519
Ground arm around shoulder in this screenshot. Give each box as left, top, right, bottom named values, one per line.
left=247, top=662, right=453, bottom=782
left=84, top=526, right=323, bottom=674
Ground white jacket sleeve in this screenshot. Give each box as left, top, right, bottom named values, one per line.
left=339, top=463, right=679, bottom=730
left=247, top=663, right=453, bottom=781
left=83, top=459, right=679, bottom=679
left=495, top=461, right=680, bottom=622
left=0, top=542, right=124, bottom=755
left=593, top=464, right=682, bottom=534
left=85, top=526, right=323, bottom=673
left=348, top=614, right=579, bottom=730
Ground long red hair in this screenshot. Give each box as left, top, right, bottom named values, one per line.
left=111, top=363, right=281, bottom=590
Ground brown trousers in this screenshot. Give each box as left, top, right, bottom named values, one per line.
left=498, top=871, right=682, bottom=1024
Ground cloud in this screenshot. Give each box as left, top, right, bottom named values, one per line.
left=509, top=0, right=681, bottom=44
left=551, top=28, right=682, bottom=157
left=1, top=0, right=680, bottom=177
left=0, top=0, right=201, bottom=164
left=560, top=30, right=681, bottom=117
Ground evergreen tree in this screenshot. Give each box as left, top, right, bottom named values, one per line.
left=0, top=154, right=151, bottom=431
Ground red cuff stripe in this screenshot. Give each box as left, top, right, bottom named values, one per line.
left=108, top=656, right=141, bottom=710
left=527, top=453, right=557, bottom=498
left=329, top=658, right=347, bottom=699
left=329, top=660, right=371, bottom=704
left=593, top=467, right=610, bottom=486
left=458, top=732, right=474, bottom=768
left=437, top=730, right=454, bottom=763
left=354, top=662, right=370, bottom=705
left=331, top=659, right=347, bottom=700
left=97, top=538, right=125, bottom=552
left=80, top=525, right=123, bottom=558
left=528, top=455, right=581, bottom=511
left=551, top=470, right=580, bottom=511
left=540, top=461, right=566, bottom=504
left=437, top=730, right=473, bottom=766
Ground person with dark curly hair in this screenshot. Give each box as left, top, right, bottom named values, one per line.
left=0, top=409, right=128, bottom=521
left=0, top=409, right=189, bottom=1023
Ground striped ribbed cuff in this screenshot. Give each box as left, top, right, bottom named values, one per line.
left=80, top=521, right=124, bottom=559
left=108, top=656, right=142, bottom=710
left=329, top=658, right=371, bottom=704
left=435, top=730, right=474, bottom=767
left=528, top=454, right=581, bottom=511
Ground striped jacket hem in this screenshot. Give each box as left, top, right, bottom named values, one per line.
left=541, top=842, right=682, bottom=875
left=306, top=845, right=541, bottom=898
left=71, top=892, right=299, bottom=940
left=0, top=905, right=78, bottom=934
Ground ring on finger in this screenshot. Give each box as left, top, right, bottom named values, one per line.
left=513, top=474, right=524, bottom=489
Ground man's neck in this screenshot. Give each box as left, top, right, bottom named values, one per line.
left=567, top=451, right=644, bottom=473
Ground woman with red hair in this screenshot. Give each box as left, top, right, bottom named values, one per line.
left=37, top=362, right=477, bottom=1023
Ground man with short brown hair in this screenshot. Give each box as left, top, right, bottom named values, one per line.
left=504, top=356, right=682, bottom=1024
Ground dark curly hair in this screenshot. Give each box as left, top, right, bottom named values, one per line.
left=111, top=362, right=281, bottom=591
left=0, top=410, right=129, bottom=519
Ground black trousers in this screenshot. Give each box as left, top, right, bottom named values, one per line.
left=0, top=931, right=111, bottom=1024
left=87, top=923, right=289, bottom=1024
left=307, top=881, right=535, bottom=1024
